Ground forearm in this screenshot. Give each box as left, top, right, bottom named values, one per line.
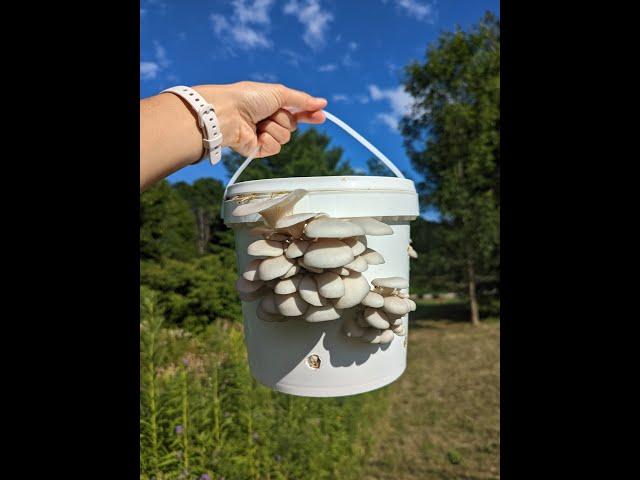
left=140, top=92, right=205, bottom=191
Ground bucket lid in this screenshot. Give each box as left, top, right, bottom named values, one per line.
left=223, top=176, right=419, bottom=224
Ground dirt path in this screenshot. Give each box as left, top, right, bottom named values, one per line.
left=363, top=319, right=500, bottom=480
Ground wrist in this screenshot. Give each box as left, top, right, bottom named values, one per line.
left=192, top=85, right=237, bottom=148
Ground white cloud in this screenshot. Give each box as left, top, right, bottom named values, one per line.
left=368, top=84, right=413, bottom=132
left=140, top=40, right=170, bottom=81
left=250, top=72, right=278, bottom=82
left=140, top=62, right=160, bottom=80
left=211, top=0, right=274, bottom=50
left=283, top=0, right=333, bottom=50
left=348, top=41, right=358, bottom=51
left=318, top=63, right=337, bottom=72
left=332, top=94, right=349, bottom=102
left=393, top=0, right=435, bottom=22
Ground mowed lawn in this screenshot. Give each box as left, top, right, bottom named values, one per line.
left=364, top=300, right=500, bottom=480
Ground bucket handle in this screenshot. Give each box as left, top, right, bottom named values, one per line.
left=222, top=110, right=405, bottom=209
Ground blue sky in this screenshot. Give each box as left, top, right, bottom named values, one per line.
left=141, top=0, right=499, bottom=219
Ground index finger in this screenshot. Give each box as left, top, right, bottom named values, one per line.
left=277, top=85, right=327, bottom=112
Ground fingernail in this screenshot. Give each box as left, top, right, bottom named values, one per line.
left=315, top=97, right=327, bottom=104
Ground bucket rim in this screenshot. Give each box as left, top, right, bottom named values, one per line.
left=224, top=175, right=416, bottom=199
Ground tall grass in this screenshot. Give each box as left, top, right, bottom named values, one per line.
left=140, top=293, right=387, bottom=480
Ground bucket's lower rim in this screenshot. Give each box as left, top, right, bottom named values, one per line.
left=225, top=175, right=416, bottom=199
left=253, top=365, right=406, bottom=398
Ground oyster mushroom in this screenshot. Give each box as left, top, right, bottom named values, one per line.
left=305, top=217, right=365, bottom=239
left=315, top=272, right=345, bottom=299
left=343, top=255, right=368, bottom=273
left=378, top=329, right=395, bottom=344
left=238, top=285, right=269, bottom=302
left=343, top=236, right=367, bottom=256
left=407, top=244, right=418, bottom=259
left=274, top=274, right=303, bottom=295
left=328, top=267, right=351, bottom=276
left=406, top=299, right=417, bottom=311
left=232, top=189, right=308, bottom=227
left=361, top=291, right=384, bottom=308
left=276, top=213, right=320, bottom=238
left=257, top=304, right=286, bottom=322
left=372, top=277, right=409, bottom=290
left=297, top=258, right=323, bottom=273
left=383, top=296, right=411, bottom=316
left=333, top=272, right=370, bottom=309
left=361, top=248, right=385, bottom=265
left=280, top=263, right=301, bottom=279
left=285, top=239, right=310, bottom=259
left=236, top=276, right=264, bottom=294
left=303, top=304, right=341, bottom=322
left=360, top=328, right=383, bottom=344
left=364, top=307, right=391, bottom=329
left=303, top=239, right=354, bottom=269
left=275, top=292, right=309, bottom=316
left=298, top=274, right=326, bottom=307
left=347, top=217, right=393, bottom=236
left=258, top=255, right=296, bottom=281
left=247, top=239, right=284, bottom=257
left=249, top=225, right=274, bottom=237
left=392, top=324, right=406, bottom=336
left=259, top=293, right=279, bottom=315
left=242, top=258, right=263, bottom=281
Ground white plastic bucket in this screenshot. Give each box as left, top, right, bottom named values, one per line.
left=221, top=113, right=419, bottom=397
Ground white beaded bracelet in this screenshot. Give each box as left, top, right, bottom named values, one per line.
left=161, top=85, right=223, bottom=165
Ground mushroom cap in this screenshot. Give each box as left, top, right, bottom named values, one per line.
left=285, top=239, right=310, bottom=259
left=378, top=329, right=395, bottom=344
left=342, top=315, right=365, bottom=338
left=257, top=304, right=286, bottom=322
left=274, top=274, right=303, bottom=295
left=343, top=255, right=368, bottom=273
left=361, top=248, right=385, bottom=265
left=360, top=328, right=383, bottom=344
left=297, top=258, right=323, bottom=274
left=347, top=217, right=393, bottom=236
left=364, top=307, right=391, bottom=329
left=372, top=277, right=409, bottom=289
left=392, top=324, right=406, bottom=336
left=304, top=217, right=365, bottom=239
left=304, top=304, right=341, bottom=322
left=315, top=272, right=345, bottom=299
left=232, top=189, right=308, bottom=226
left=258, top=255, right=296, bottom=281
left=383, top=295, right=411, bottom=316
left=328, top=267, right=351, bottom=276
left=249, top=225, right=274, bottom=237
left=247, top=239, right=284, bottom=257
left=238, top=285, right=269, bottom=302
left=242, top=258, right=263, bottom=281
left=275, top=292, right=309, bottom=316
left=397, top=292, right=409, bottom=299
left=361, top=291, right=384, bottom=308
left=259, top=293, right=280, bottom=314
left=343, top=236, right=367, bottom=256
left=280, top=263, right=300, bottom=279
left=406, top=299, right=417, bottom=311
left=407, top=245, right=418, bottom=259
left=236, top=276, right=265, bottom=293
left=298, top=274, right=327, bottom=307
left=333, top=272, right=371, bottom=309
left=275, top=212, right=318, bottom=229
left=303, top=239, right=354, bottom=269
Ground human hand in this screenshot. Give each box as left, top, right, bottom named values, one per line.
left=193, top=82, right=327, bottom=158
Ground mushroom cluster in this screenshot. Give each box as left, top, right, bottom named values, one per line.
left=341, top=277, right=416, bottom=343
left=232, top=189, right=395, bottom=324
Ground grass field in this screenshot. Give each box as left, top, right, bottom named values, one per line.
left=364, top=300, right=500, bottom=480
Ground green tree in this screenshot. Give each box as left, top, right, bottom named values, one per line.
left=140, top=180, right=198, bottom=261
left=223, top=128, right=353, bottom=181
left=402, top=12, right=500, bottom=324
left=173, top=178, right=235, bottom=253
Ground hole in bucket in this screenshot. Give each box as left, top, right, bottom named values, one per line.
left=307, top=354, right=321, bottom=370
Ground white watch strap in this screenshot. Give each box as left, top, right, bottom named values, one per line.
left=161, top=86, right=223, bottom=165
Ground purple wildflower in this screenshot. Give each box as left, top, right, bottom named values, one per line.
left=182, top=357, right=190, bottom=367
left=200, top=475, right=211, bottom=480
left=175, top=424, right=184, bottom=434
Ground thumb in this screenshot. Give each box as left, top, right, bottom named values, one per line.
left=277, top=85, right=327, bottom=112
